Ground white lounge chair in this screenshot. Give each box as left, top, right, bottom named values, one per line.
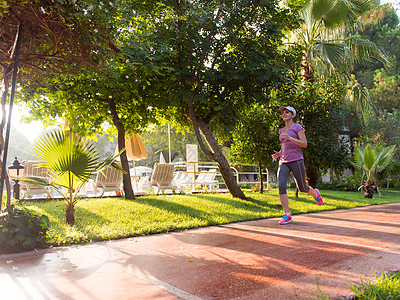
left=172, top=172, right=193, bottom=188
left=150, top=163, right=175, bottom=194
left=178, top=169, right=219, bottom=191
left=20, top=161, right=55, bottom=199
left=132, top=176, right=152, bottom=194
left=200, top=169, right=219, bottom=190
left=92, top=165, right=124, bottom=197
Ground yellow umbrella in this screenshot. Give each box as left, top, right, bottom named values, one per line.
left=116, top=133, right=148, bottom=160
left=117, top=133, right=148, bottom=189
left=125, top=133, right=148, bottom=160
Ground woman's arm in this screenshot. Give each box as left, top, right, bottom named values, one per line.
left=280, top=129, right=307, bottom=148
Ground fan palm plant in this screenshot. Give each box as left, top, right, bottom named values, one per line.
left=350, top=144, right=396, bottom=197
left=18, top=130, right=122, bottom=225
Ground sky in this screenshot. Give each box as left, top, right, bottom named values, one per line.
left=381, top=0, right=400, bottom=12
left=11, top=105, right=45, bottom=142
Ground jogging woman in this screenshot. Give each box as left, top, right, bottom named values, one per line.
left=271, top=106, right=323, bottom=225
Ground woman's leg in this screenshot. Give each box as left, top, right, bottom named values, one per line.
left=290, top=160, right=322, bottom=204
left=279, top=193, right=290, bottom=214
left=278, top=163, right=291, bottom=214
left=289, top=160, right=314, bottom=195
left=307, top=186, right=317, bottom=198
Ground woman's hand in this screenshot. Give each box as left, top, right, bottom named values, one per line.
left=271, top=150, right=280, bottom=160
left=281, top=129, right=308, bottom=148
left=280, top=132, right=291, bottom=140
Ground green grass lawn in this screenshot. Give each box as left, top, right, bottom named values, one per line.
left=20, top=188, right=400, bottom=246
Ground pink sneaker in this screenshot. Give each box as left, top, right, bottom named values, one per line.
left=314, top=189, right=323, bottom=206
left=279, top=213, right=293, bottom=225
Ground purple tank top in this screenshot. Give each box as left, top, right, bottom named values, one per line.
left=279, top=123, right=304, bottom=163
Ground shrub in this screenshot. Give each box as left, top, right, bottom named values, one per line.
left=0, top=205, right=49, bottom=253
left=268, top=182, right=278, bottom=189
left=251, top=184, right=261, bottom=192
left=251, top=183, right=275, bottom=192
left=394, top=178, right=400, bottom=190
left=318, top=174, right=361, bottom=191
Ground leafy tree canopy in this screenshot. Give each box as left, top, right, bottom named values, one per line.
left=360, top=3, right=400, bottom=72
left=124, top=0, right=299, bottom=134
left=362, top=109, right=400, bottom=160
left=354, top=3, right=400, bottom=112
left=0, top=0, right=117, bottom=80
left=19, top=60, right=155, bottom=137
left=119, top=0, right=300, bottom=198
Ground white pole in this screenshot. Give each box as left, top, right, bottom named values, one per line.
left=168, top=124, right=171, bottom=163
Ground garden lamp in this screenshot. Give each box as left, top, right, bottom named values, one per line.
left=8, top=157, right=24, bottom=200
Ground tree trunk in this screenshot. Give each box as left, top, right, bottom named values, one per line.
left=65, top=203, right=75, bottom=225
left=0, top=164, right=12, bottom=211
left=258, top=161, right=263, bottom=194
left=194, top=117, right=245, bottom=199
left=116, top=124, right=135, bottom=199
left=5, top=172, right=11, bottom=211
left=108, top=99, right=135, bottom=200
left=0, top=69, right=12, bottom=212
left=301, top=50, right=314, bottom=91
left=363, top=180, right=377, bottom=198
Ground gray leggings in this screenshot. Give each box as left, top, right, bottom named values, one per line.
left=278, top=160, right=310, bottom=195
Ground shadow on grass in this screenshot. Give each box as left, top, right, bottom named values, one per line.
left=243, top=197, right=282, bottom=210
left=131, top=194, right=280, bottom=228
left=192, top=193, right=283, bottom=210
left=24, top=198, right=115, bottom=245
left=26, top=199, right=112, bottom=225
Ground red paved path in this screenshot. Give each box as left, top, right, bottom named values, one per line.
left=1, top=203, right=399, bottom=299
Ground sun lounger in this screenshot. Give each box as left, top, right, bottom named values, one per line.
left=150, top=163, right=175, bottom=194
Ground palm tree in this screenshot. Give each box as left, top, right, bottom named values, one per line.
left=350, top=144, right=396, bottom=197
left=18, top=130, right=121, bottom=225
left=345, top=75, right=375, bottom=123
left=288, top=0, right=389, bottom=120
left=291, top=0, right=389, bottom=94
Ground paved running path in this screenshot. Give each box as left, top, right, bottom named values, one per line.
left=1, top=203, right=399, bottom=300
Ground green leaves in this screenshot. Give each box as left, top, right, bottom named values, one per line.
left=33, top=131, right=100, bottom=188
left=292, top=0, right=389, bottom=83
left=18, top=129, right=121, bottom=225
left=345, top=81, right=375, bottom=122
left=230, top=104, right=279, bottom=168
left=375, top=145, right=396, bottom=172
left=350, top=144, right=396, bottom=181
left=0, top=205, right=49, bottom=253
left=346, top=36, right=390, bottom=67
left=311, top=0, right=349, bottom=28
left=362, top=145, right=376, bottom=176
left=363, top=109, right=400, bottom=158
left=129, top=0, right=297, bottom=118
